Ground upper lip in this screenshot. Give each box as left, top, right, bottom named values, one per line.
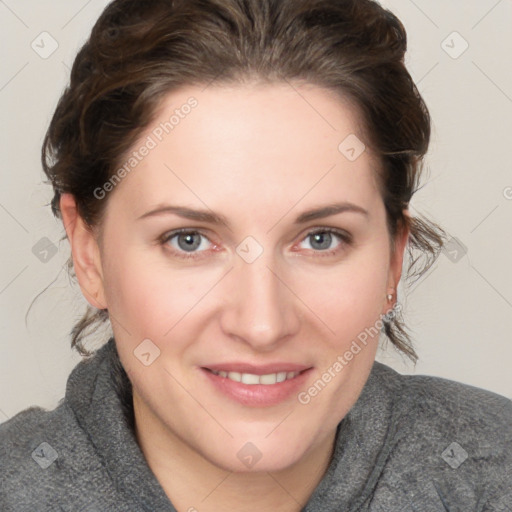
left=202, top=363, right=312, bottom=375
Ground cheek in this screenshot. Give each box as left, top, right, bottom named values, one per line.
left=101, top=245, right=205, bottom=339
left=293, top=243, right=390, bottom=346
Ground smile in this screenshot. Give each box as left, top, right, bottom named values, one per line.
left=201, top=366, right=313, bottom=407
left=207, top=369, right=302, bottom=385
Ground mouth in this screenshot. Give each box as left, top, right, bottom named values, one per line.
left=199, top=366, right=314, bottom=407
left=202, top=367, right=309, bottom=386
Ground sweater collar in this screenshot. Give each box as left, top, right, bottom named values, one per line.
left=303, top=359, right=404, bottom=510
left=65, top=337, right=177, bottom=511
left=65, top=337, right=403, bottom=511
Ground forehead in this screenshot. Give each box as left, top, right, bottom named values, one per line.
left=109, top=82, right=381, bottom=218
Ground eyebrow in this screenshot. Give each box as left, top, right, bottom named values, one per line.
left=136, top=201, right=369, bottom=227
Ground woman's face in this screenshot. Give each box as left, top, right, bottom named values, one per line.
left=84, top=83, right=407, bottom=472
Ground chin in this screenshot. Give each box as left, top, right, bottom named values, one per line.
left=202, top=431, right=312, bottom=473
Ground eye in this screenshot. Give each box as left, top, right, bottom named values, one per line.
left=159, top=227, right=352, bottom=261
left=160, top=229, right=214, bottom=260
left=297, top=228, right=352, bottom=256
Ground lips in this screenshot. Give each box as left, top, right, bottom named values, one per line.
left=202, top=362, right=312, bottom=375
left=198, top=361, right=314, bottom=407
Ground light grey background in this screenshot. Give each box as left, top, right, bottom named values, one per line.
left=1, top=0, right=511, bottom=423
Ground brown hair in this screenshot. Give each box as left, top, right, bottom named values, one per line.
left=42, top=0, right=446, bottom=364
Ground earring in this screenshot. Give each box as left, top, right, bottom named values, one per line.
left=387, top=292, right=394, bottom=301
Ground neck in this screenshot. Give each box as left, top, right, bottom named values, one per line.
left=133, top=392, right=337, bottom=512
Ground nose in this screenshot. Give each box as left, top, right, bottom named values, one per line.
left=219, top=251, right=300, bottom=351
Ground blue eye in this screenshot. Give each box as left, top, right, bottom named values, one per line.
left=159, top=227, right=352, bottom=260
left=298, top=229, right=352, bottom=256
left=160, top=229, right=213, bottom=260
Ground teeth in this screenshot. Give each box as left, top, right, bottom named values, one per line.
left=227, top=372, right=241, bottom=382
left=210, top=369, right=301, bottom=385
left=241, top=373, right=260, bottom=384
left=261, top=372, right=282, bottom=384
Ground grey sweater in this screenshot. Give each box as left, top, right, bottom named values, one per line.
left=1, top=337, right=511, bottom=511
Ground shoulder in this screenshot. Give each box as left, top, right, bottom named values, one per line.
left=374, top=363, right=512, bottom=503
left=398, top=369, right=512, bottom=440
left=373, top=361, right=512, bottom=434
left=0, top=403, right=66, bottom=462
left=0, top=403, right=105, bottom=511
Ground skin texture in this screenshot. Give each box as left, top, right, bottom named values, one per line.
left=60, top=82, right=409, bottom=511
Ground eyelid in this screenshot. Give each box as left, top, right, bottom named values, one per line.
left=159, top=227, right=214, bottom=244
left=301, top=226, right=352, bottom=242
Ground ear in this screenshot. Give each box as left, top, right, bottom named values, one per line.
left=385, top=209, right=410, bottom=307
left=60, top=193, right=107, bottom=310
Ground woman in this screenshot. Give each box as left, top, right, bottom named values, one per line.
left=1, top=0, right=511, bottom=510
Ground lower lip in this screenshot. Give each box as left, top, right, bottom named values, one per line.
left=200, top=367, right=314, bottom=407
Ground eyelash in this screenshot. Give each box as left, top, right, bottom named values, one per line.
left=158, top=227, right=353, bottom=261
